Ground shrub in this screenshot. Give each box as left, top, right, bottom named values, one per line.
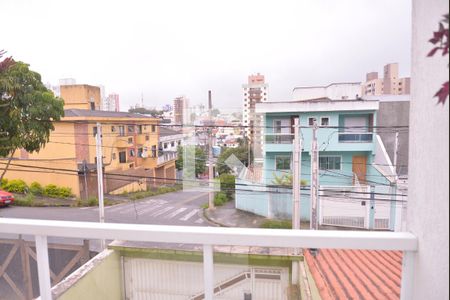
left=43, top=184, right=72, bottom=198
left=219, top=174, right=236, bottom=200
left=1, top=178, right=8, bottom=189
left=30, top=182, right=43, bottom=195
left=87, top=197, right=98, bottom=206
left=214, top=192, right=228, bottom=206
left=4, top=179, right=28, bottom=193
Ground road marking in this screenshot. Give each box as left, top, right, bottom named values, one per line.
left=179, top=209, right=200, bottom=221
left=151, top=206, right=174, bottom=217
left=137, top=205, right=162, bottom=216
left=144, top=199, right=167, bottom=205
left=106, top=205, right=130, bottom=213
left=119, top=206, right=141, bottom=214
left=175, top=193, right=208, bottom=207
left=165, top=207, right=188, bottom=219
left=195, top=218, right=204, bottom=224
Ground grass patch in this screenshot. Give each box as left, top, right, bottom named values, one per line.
left=260, top=220, right=292, bottom=229
left=127, top=185, right=183, bottom=200
left=13, top=194, right=35, bottom=207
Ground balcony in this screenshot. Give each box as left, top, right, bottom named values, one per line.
left=0, top=218, right=417, bottom=300
left=338, top=132, right=373, bottom=143
left=157, top=151, right=178, bottom=165
left=265, top=134, right=294, bottom=152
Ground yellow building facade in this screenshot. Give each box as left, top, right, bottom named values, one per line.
left=2, top=86, right=177, bottom=199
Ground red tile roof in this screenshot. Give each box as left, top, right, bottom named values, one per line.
left=305, top=249, right=403, bottom=300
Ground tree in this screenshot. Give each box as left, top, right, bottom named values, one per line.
left=175, top=146, right=207, bottom=177
left=211, top=109, right=220, bottom=117
left=0, top=59, right=65, bottom=182
left=216, top=143, right=252, bottom=175
left=128, top=106, right=164, bottom=117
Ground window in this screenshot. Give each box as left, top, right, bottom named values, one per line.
left=321, top=117, right=330, bottom=127
left=129, top=149, right=136, bottom=157
left=273, top=119, right=290, bottom=134
left=171, top=142, right=175, bottom=147
left=128, top=125, right=135, bottom=134
left=319, top=156, right=341, bottom=170
left=90, top=102, right=95, bottom=110
left=308, top=117, right=317, bottom=126
left=276, top=156, right=291, bottom=170
left=119, top=151, right=127, bottom=163
left=112, top=153, right=116, bottom=160
left=128, top=137, right=133, bottom=144
left=164, top=143, right=168, bottom=149
left=138, top=148, right=143, bottom=158
left=151, top=125, right=156, bottom=132
left=145, top=135, right=150, bottom=141
left=151, top=145, right=157, bottom=158
left=137, top=125, right=143, bottom=134
left=119, top=126, right=125, bottom=136
left=111, top=126, right=116, bottom=133
left=93, top=126, right=98, bottom=137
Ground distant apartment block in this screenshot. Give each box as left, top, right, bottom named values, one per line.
left=173, top=96, right=189, bottom=125
left=292, top=82, right=362, bottom=101
left=243, top=73, right=268, bottom=163
left=103, top=93, right=120, bottom=112
left=362, top=63, right=411, bottom=96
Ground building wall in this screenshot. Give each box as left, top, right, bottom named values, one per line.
left=60, top=85, right=101, bottom=110
left=57, top=250, right=123, bottom=300
left=292, top=83, right=362, bottom=101
left=377, top=101, right=410, bottom=175
left=408, top=0, right=449, bottom=299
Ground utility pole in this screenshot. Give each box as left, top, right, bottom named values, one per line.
left=390, top=131, right=400, bottom=231
left=292, top=118, right=302, bottom=231
left=310, top=119, right=319, bottom=230
left=95, top=123, right=106, bottom=250
left=208, top=91, right=215, bottom=210
left=292, top=118, right=302, bottom=286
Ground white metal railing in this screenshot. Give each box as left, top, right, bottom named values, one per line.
left=0, top=218, right=417, bottom=300
left=158, top=152, right=178, bottom=165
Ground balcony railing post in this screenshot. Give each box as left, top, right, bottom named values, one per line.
left=203, top=244, right=214, bottom=300
left=35, top=235, right=52, bottom=300
left=400, top=251, right=415, bottom=300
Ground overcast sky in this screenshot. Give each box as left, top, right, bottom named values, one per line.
left=1, top=0, right=412, bottom=112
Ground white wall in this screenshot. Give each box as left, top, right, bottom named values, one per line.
left=292, top=83, right=361, bottom=101
left=409, top=0, right=449, bottom=299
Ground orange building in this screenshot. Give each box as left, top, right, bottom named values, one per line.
left=2, top=85, right=177, bottom=199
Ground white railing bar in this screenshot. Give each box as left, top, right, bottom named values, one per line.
left=401, top=251, right=415, bottom=300
left=35, top=235, right=52, bottom=300
left=0, top=218, right=417, bottom=251
left=203, top=245, right=214, bottom=300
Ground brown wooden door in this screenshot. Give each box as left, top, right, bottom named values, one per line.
left=352, top=155, right=367, bottom=184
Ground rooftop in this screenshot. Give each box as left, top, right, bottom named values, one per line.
left=293, top=82, right=362, bottom=91
left=256, top=99, right=379, bottom=113
left=63, top=109, right=156, bottom=120
left=159, top=127, right=183, bottom=137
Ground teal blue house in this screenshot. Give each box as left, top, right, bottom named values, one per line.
left=236, top=99, right=399, bottom=229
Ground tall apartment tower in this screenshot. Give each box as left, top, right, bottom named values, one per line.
left=362, top=63, right=411, bottom=96
left=103, top=93, right=120, bottom=112
left=243, top=73, right=268, bottom=164
left=173, top=96, right=189, bottom=125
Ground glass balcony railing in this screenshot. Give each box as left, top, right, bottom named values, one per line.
left=265, top=134, right=295, bottom=144
left=338, top=132, right=373, bottom=143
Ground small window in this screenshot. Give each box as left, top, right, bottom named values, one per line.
left=137, top=125, right=143, bottom=134
left=276, top=156, right=291, bottom=170
left=151, top=125, right=156, bottom=132
left=93, top=126, right=98, bottom=137
left=164, top=143, right=168, bottom=149
left=119, top=126, right=125, bottom=136
left=145, top=135, right=150, bottom=141
left=128, top=125, right=135, bottom=134
left=138, top=148, right=143, bottom=157
left=319, top=156, right=341, bottom=170
left=308, top=117, right=317, bottom=126
left=128, top=138, right=133, bottom=144
left=171, top=142, right=175, bottom=147
left=129, top=149, right=136, bottom=157
left=321, top=117, right=330, bottom=127
left=111, top=126, right=116, bottom=133
left=119, top=151, right=127, bottom=163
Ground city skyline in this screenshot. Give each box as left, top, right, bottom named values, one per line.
left=1, top=0, right=412, bottom=111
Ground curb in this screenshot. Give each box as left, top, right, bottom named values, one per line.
left=202, top=208, right=230, bottom=227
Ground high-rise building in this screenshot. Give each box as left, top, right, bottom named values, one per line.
left=243, top=73, right=268, bottom=163
left=103, top=93, right=120, bottom=112
left=173, top=96, right=189, bottom=125
left=362, top=63, right=411, bottom=96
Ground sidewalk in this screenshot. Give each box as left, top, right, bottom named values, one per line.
left=203, top=200, right=266, bottom=228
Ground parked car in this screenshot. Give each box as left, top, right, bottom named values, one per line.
left=0, top=190, right=14, bottom=207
